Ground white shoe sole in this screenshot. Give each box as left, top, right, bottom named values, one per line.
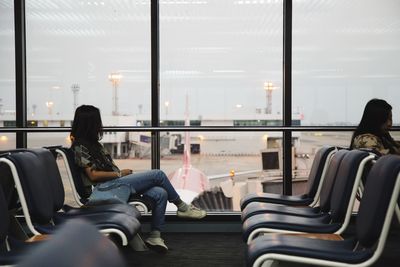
left=145, top=240, right=168, bottom=254
left=177, top=211, right=207, bottom=219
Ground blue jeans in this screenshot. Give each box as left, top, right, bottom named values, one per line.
left=91, top=170, right=180, bottom=231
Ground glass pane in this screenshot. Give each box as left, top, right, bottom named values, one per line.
left=293, top=0, right=400, bottom=125
left=292, top=131, right=352, bottom=184
left=25, top=1, right=151, bottom=126
left=160, top=0, right=283, bottom=125
left=0, top=0, right=15, bottom=123
left=0, top=133, right=16, bottom=150
left=293, top=131, right=355, bottom=208
left=28, top=131, right=151, bottom=169
left=160, top=131, right=283, bottom=212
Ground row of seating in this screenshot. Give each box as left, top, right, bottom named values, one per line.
left=0, top=148, right=143, bottom=265
left=240, top=146, right=400, bottom=267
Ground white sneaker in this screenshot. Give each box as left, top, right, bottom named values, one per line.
left=145, top=237, right=168, bottom=253
left=177, top=204, right=207, bottom=219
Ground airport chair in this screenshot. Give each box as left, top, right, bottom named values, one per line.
left=0, top=150, right=140, bottom=246
left=243, top=150, right=375, bottom=243
left=240, top=145, right=337, bottom=210
left=31, top=148, right=148, bottom=251
left=17, top=219, right=126, bottom=267
left=48, top=146, right=153, bottom=213
left=241, top=149, right=349, bottom=221
left=29, top=148, right=141, bottom=219
left=246, top=154, right=400, bottom=267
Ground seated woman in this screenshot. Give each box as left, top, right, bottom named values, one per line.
left=350, top=98, right=400, bottom=155
left=70, top=105, right=206, bottom=253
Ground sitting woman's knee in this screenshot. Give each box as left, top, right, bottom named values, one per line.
left=152, top=169, right=168, bottom=183
left=147, top=186, right=168, bottom=203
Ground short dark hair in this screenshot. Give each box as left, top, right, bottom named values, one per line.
left=350, top=99, right=392, bottom=148
left=70, top=105, right=103, bottom=143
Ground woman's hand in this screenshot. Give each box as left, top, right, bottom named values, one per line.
left=120, top=169, right=133, bottom=177
left=85, top=168, right=132, bottom=182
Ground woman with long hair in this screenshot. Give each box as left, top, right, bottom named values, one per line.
left=70, top=105, right=206, bottom=253
left=350, top=98, right=400, bottom=155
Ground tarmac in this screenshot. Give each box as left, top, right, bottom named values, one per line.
left=59, top=131, right=357, bottom=207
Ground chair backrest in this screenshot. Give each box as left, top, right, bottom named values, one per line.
left=17, top=219, right=127, bottom=267
left=0, top=154, right=20, bottom=210
left=329, top=150, right=372, bottom=223
left=5, top=151, right=54, bottom=224
left=304, top=145, right=336, bottom=198
left=27, top=148, right=65, bottom=212
left=318, top=149, right=349, bottom=212
left=60, top=147, right=92, bottom=201
left=356, top=155, right=400, bottom=248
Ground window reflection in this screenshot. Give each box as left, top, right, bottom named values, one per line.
left=0, top=0, right=15, bottom=121
left=25, top=0, right=151, bottom=125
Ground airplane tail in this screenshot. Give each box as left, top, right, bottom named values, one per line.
left=168, top=94, right=209, bottom=194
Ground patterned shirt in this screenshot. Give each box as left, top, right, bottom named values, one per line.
left=352, top=133, right=390, bottom=155
left=72, top=140, right=120, bottom=187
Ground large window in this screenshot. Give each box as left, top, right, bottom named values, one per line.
left=160, top=0, right=283, bottom=123
left=25, top=0, right=151, bottom=125
left=0, top=0, right=15, bottom=125
left=4, top=1, right=400, bottom=216
left=293, top=0, right=400, bottom=125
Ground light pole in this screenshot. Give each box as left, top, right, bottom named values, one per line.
left=46, top=101, right=54, bottom=115
left=263, top=81, right=276, bottom=114
left=108, top=72, right=122, bottom=116
left=31, top=104, right=37, bottom=117
left=71, top=83, right=80, bottom=111
left=164, top=100, right=169, bottom=122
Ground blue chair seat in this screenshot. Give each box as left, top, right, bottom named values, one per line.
left=50, top=212, right=141, bottom=241
left=63, top=202, right=141, bottom=219
left=241, top=193, right=311, bottom=208
left=242, top=213, right=340, bottom=241
left=241, top=202, right=322, bottom=221
left=246, top=234, right=372, bottom=267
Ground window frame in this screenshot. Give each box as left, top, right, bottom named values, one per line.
left=8, top=0, right=400, bottom=204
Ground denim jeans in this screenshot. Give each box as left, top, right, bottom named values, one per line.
left=91, top=169, right=180, bottom=231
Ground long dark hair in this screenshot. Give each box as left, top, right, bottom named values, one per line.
left=70, top=105, right=103, bottom=143
left=350, top=98, right=393, bottom=149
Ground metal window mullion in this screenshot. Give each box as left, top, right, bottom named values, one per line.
left=151, top=0, right=160, bottom=169
left=283, top=0, right=293, bottom=195
left=14, top=0, right=27, bottom=148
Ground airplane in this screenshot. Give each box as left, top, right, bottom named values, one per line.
left=166, top=95, right=210, bottom=210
